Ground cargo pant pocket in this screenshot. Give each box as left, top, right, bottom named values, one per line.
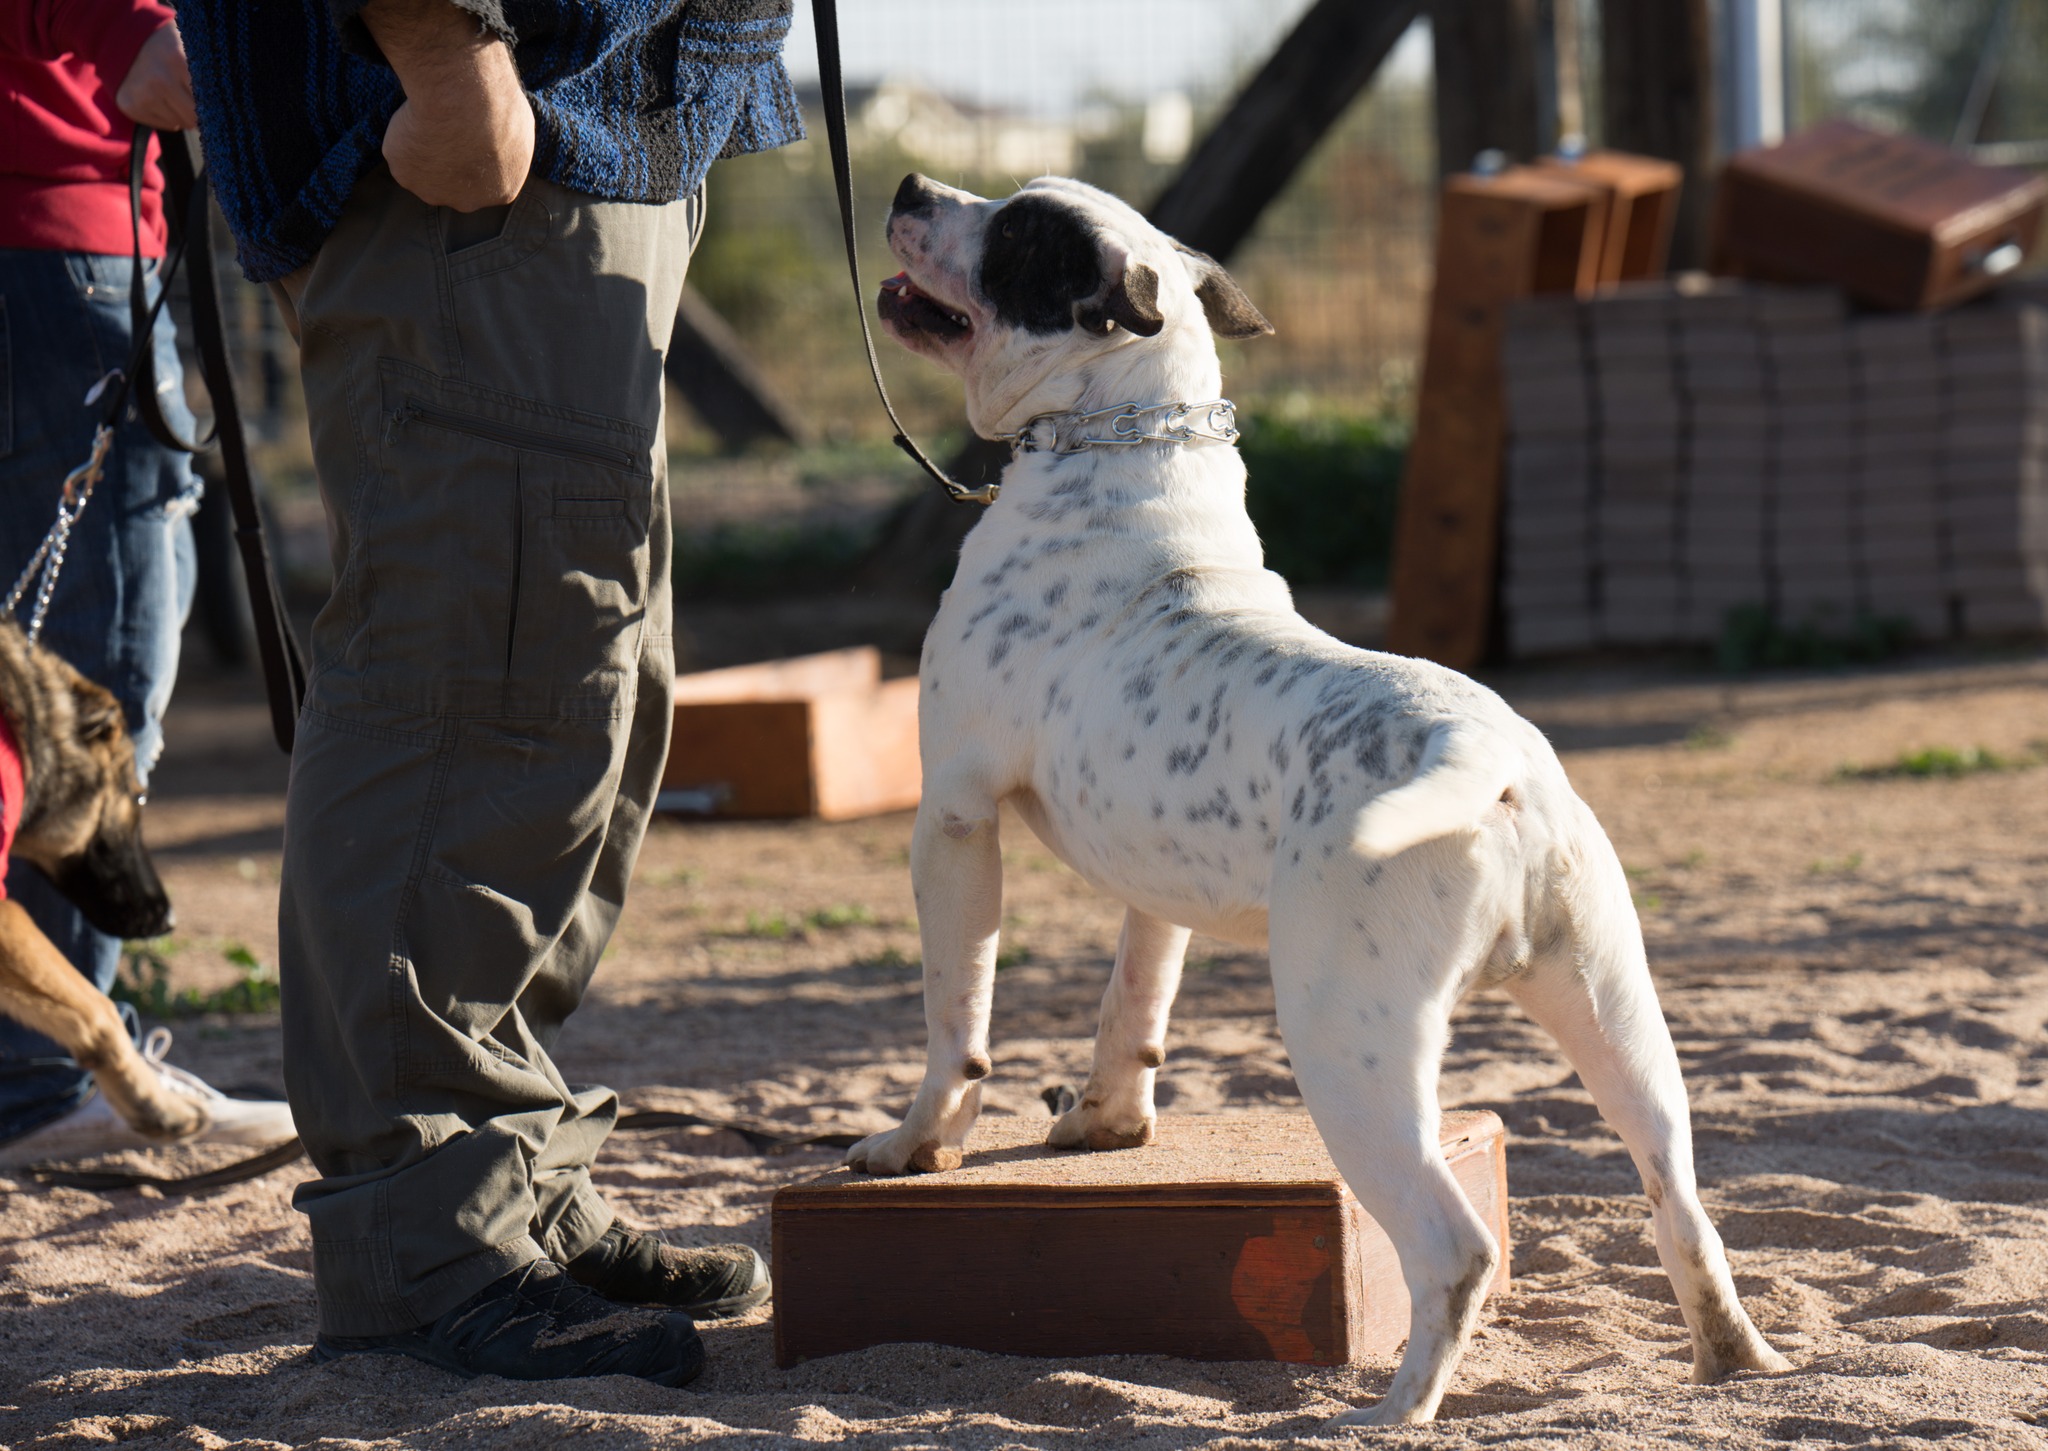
left=396, top=716, right=632, bottom=1061
left=364, top=360, right=654, bottom=717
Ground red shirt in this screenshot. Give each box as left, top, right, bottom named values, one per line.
left=1, top=0, right=176, bottom=257
left=0, top=711, right=23, bottom=901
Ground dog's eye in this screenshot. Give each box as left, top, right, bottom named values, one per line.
left=1001, top=223, right=1016, bottom=240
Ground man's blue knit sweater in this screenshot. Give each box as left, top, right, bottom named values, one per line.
left=177, top=0, right=802, bottom=282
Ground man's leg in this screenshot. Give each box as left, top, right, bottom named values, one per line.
left=0, top=247, right=197, bottom=1144
left=278, top=169, right=696, bottom=1336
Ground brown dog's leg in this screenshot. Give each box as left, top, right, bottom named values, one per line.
left=0, top=900, right=203, bottom=1141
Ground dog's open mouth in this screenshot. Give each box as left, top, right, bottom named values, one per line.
left=878, top=273, right=972, bottom=342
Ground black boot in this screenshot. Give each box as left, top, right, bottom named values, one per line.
left=313, top=1259, right=703, bottom=1386
left=565, top=1225, right=771, bottom=1320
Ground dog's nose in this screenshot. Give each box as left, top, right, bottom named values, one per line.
left=893, top=172, right=936, bottom=216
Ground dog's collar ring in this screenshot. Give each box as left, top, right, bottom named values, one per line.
left=999, top=398, right=1239, bottom=458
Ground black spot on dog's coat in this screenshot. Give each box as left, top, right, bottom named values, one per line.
left=979, top=195, right=1103, bottom=334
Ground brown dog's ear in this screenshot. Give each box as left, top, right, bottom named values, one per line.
left=1173, top=241, right=1273, bottom=340
left=71, top=679, right=123, bottom=743
left=1077, top=260, right=1164, bottom=338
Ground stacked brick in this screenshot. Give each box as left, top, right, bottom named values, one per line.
left=1500, top=279, right=2048, bottom=656
left=1499, top=296, right=1595, bottom=653
left=1941, top=299, right=2048, bottom=634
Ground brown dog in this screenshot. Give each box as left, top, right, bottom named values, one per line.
left=0, top=617, right=201, bottom=1142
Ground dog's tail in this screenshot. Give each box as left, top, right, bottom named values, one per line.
left=1350, top=723, right=1516, bottom=859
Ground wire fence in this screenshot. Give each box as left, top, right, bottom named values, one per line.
left=198, top=0, right=2048, bottom=490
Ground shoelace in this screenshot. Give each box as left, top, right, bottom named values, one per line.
left=138, top=1027, right=226, bottom=1102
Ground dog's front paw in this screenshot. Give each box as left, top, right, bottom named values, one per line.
left=101, top=1074, right=206, bottom=1141
left=1328, top=1399, right=1430, bottom=1429
left=844, top=1124, right=962, bottom=1176
left=1047, top=1095, right=1155, bottom=1152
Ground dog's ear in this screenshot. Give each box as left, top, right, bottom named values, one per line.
left=70, top=679, right=123, bottom=744
left=1173, top=241, right=1273, bottom=340
left=1076, top=258, right=1164, bottom=338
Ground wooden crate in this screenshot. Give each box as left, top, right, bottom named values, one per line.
left=662, top=647, right=920, bottom=821
left=1712, top=119, right=2048, bottom=312
left=1386, top=167, right=1604, bottom=668
left=771, top=1109, right=1508, bottom=1368
left=1537, top=150, right=1683, bottom=285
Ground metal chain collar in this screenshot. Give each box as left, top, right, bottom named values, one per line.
left=997, top=398, right=1240, bottom=458
left=3, top=425, right=114, bottom=646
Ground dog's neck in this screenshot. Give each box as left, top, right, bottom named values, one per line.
left=962, top=329, right=1277, bottom=605
left=967, top=322, right=1223, bottom=444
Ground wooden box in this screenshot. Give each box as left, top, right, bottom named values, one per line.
left=662, top=647, right=920, bottom=821
left=1537, top=149, right=1683, bottom=285
left=1712, top=119, right=2048, bottom=312
left=1387, top=167, right=1604, bottom=668
left=771, top=1109, right=1508, bottom=1367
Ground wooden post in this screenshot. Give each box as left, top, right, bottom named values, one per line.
left=1601, top=0, right=1716, bottom=269
left=1149, top=0, right=1422, bottom=258
left=1384, top=169, right=1602, bottom=667
left=1430, top=0, right=1543, bottom=177
left=666, top=286, right=812, bottom=449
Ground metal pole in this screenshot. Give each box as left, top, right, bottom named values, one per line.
left=1723, top=0, right=1784, bottom=153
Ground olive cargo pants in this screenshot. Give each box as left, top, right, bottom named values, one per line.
left=276, top=168, right=699, bottom=1336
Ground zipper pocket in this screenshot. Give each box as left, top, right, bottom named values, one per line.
left=388, top=397, right=640, bottom=472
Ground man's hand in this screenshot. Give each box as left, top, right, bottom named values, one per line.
left=364, top=0, right=533, bottom=212
left=116, top=21, right=198, bottom=131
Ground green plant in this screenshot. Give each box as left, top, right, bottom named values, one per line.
left=113, top=942, right=280, bottom=1019
left=1838, top=745, right=2031, bottom=780
left=1716, top=605, right=1912, bottom=673
left=1686, top=723, right=1736, bottom=751
left=1808, top=852, right=1865, bottom=874
left=674, top=517, right=878, bottom=598
left=1238, top=410, right=1408, bottom=589
left=738, top=911, right=795, bottom=940
left=994, top=945, right=1035, bottom=972
left=806, top=904, right=877, bottom=931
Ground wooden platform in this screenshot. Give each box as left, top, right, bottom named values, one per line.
left=771, top=1109, right=1508, bottom=1367
left=662, top=647, right=920, bottom=820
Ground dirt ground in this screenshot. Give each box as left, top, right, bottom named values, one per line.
left=3, top=641, right=2047, bottom=1449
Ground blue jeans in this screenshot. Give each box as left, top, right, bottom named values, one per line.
left=0, top=248, right=199, bottom=1142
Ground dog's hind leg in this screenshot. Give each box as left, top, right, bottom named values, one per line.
left=1049, top=907, right=1190, bottom=1151
left=1271, top=845, right=1504, bottom=1426
left=845, top=779, right=1005, bottom=1176
left=0, top=901, right=203, bottom=1141
left=1506, top=812, right=1789, bottom=1385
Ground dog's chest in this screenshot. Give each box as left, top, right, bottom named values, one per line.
left=925, top=515, right=1431, bottom=939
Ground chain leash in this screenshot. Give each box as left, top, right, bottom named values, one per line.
left=2, top=425, right=114, bottom=646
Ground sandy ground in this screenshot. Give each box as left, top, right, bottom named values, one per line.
left=4, top=646, right=2048, bottom=1449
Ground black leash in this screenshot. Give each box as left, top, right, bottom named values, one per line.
left=25, top=1136, right=304, bottom=1195
left=126, top=128, right=307, bottom=754
left=811, top=0, right=998, bottom=508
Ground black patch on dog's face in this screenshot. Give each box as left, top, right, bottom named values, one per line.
left=978, top=195, right=1104, bottom=334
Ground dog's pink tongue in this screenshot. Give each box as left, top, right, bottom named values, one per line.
left=882, top=272, right=911, bottom=292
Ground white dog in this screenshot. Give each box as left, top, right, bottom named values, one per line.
left=844, top=174, right=1788, bottom=1425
